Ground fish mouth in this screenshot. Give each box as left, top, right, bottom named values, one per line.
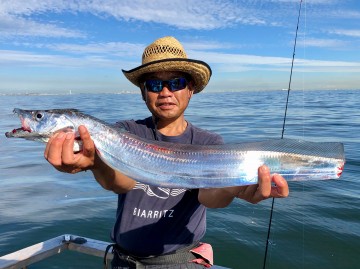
left=5, top=109, right=33, bottom=138
left=5, top=127, right=31, bottom=138
left=5, top=125, right=50, bottom=140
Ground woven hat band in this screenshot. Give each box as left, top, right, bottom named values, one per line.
left=142, top=40, right=188, bottom=64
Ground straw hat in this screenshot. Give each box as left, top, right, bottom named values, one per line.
left=122, top=36, right=212, bottom=94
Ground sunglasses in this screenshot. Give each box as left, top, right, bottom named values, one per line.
left=143, top=77, right=188, bottom=93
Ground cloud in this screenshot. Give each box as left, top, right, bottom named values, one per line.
left=0, top=14, right=85, bottom=38
left=184, top=40, right=235, bottom=50
left=328, top=29, right=360, bottom=38
left=85, top=0, right=267, bottom=29
left=0, top=49, right=121, bottom=68
left=0, top=0, right=275, bottom=37
left=31, top=42, right=144, bottom=57
left=302, top=37, right=348, bottom=49
left=188, top=49, right=360, bottom=73
left=4, top=0, right=356, bottom=41
left=1, top=0, right=356, bottom=38
left=0, top=0, right=86, bottom=38
left=327, top=8, right=360, bottom=20
left=2, top=44, right=359, bottom=74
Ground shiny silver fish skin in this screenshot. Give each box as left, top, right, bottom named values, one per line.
left=5, top=108, right=345, bottom=189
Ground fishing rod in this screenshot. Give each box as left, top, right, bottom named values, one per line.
left=262, top=0, right=303, bottom=268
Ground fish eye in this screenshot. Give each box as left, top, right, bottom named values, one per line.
left=34, top=112, right=44, bottom=121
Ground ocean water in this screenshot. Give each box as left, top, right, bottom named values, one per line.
left=0, top=90, right=359, bottom=269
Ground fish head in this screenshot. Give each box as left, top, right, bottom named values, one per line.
left=5, top=108, right=80, bottom=142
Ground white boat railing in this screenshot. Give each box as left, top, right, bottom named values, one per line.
left=0, top=234, right=113, bottom=269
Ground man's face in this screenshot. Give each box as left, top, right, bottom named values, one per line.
left=141, top=71, right=194, bottom=121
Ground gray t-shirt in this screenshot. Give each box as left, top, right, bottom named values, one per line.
left=111, top=117, right=223, bottom=257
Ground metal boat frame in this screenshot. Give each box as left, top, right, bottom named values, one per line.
left=0, top=234, right=112, bottom=269
left=0, top=234, right=230, bottom=269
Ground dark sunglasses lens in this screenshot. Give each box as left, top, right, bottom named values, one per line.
left=145, top=78, right=187, bottom=92
left=145, top=80, right=162, bottom=92
left=169, top=78, right=187, bottom=91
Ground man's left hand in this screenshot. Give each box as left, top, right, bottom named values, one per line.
left=236, top=165, right=289, bottom=204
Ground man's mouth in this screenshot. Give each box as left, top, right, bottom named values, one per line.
left=157, top=102, right=176, bottom=109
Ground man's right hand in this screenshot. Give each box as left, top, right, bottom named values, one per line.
left=44, top=125, right=136, bottom=193
left=44, top=125, right=96, bottom=174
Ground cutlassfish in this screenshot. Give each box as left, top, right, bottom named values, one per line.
left=5, top=108, right=345, bottom=188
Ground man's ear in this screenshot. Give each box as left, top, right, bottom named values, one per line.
left=188, top=81, right=195, bottom=100
left=141, top=90, right=146, bottom=102
left=139, top=85, right=147, bottom=102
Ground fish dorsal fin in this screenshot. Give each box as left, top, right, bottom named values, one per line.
left=46, top=108, right=80, bottom=113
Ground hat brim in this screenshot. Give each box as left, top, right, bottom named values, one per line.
left=122, top=58, right=212, bottom=94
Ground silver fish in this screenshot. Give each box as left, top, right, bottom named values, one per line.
left=5, top=108, right=345, bottom=188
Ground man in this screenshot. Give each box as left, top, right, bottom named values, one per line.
left=44, top=36, right=289, bottom=268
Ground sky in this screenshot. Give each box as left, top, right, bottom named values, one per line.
left=0, top=0, right=359, bottom=94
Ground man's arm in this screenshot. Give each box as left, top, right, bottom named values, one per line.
left=91, top=153, right=136, bottom=193
left=198, top=165, right=289, bottom=208
left=44, top=125, right=136, bottom=193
